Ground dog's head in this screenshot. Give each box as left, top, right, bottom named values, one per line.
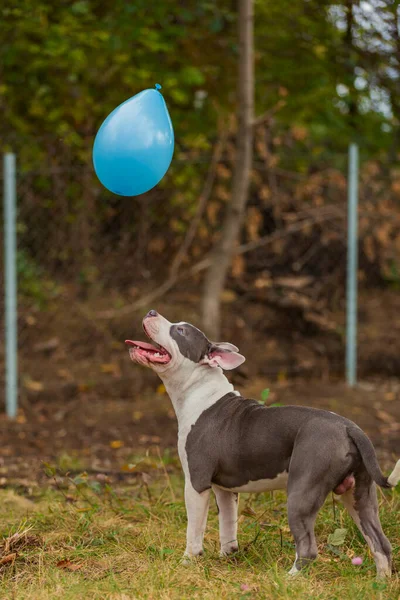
left=125, top=310, right=245, bottom=375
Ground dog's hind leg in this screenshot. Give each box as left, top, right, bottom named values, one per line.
left=287, top=487, right=325, bottom=575
left=213, top=486, right=239, bottom=555
left=340, top=468, right=392, bottom=578
left=286, top=424, right=344, bottom=575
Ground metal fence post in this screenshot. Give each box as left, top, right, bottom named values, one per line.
left=346, top=143, right=359, bottom=387
left=3, top=153, right=18, bottom=417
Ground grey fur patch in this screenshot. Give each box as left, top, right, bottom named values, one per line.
left=353, top=469, right=392, bottom=561
left=185, top=393, right=363, bottom=494
left=170, top=323, right=211, bottom=363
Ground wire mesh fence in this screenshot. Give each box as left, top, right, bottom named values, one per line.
left=1, top=135, right=400, bottom=415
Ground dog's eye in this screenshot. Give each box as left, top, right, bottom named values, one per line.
left=177, top=326, right=185, bottom=335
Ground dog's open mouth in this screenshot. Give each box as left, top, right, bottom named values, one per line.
left=125, top=339, right=171, bottom=364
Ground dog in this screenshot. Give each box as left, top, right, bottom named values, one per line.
left=126, top=310, right=400, bottom=577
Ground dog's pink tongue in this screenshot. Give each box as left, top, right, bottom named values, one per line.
left=125, top=340, right=159, bottom=351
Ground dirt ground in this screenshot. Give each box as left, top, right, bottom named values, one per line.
left=0, top=378, right=399, bottom=491
left=1, top=288, right=400, bottom=486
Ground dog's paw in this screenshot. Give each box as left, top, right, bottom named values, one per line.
left=181, top=551, right=203, bottom=566
left=287, top=564, right=301, bottom=577
left=220, top=542, right=239, bottom=557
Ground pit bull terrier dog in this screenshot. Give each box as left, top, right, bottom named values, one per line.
left=126, top=310, right=400, bottom=577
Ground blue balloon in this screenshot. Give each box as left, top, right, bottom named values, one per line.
left=93, top=84, right=174, bottom=196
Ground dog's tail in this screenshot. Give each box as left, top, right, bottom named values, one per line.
left=348, top=426, right=400, bottom=489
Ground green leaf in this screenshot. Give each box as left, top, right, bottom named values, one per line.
left=71, top=1, right=89, bottom=15
left=181, top=66, right=206, bottom=86
left=160, top=548, right=174, bottom=559
left=260, top=388, right=270, bottom=403
left=88, top=481, right=102, bottom=494
left=327, top=528, right=348, bottom=546
left=326, top=544, right=342, bottom=557
left=372, top=581, right=387, bottom=591
left=42, top=462, right=57, bottom=478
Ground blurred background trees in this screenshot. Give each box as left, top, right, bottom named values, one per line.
left=1, top=0, right=400, bottom=380
left=2, top=0, right=398, bottom=162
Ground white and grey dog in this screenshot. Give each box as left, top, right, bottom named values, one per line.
left=126, top=310, right=400, bottom=577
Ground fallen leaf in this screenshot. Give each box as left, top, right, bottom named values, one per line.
left=220, top=289, right=237, bottom=303
left=121, top=463, right=137, bottom=472
left=101, top=363, right=121, bottom=378
left=110, top=440, right=124, bottom=449
left=274, top=275, right=314, bottom=289
left=24, top=380, right=43, bottom=392
left=254, top=276, right=272, bottom=289
left=376, top=410, right=393, bottom=424
left=33, top=338, right=59, bottom=353
left=56, top=559, right=83, bottom=571
left=78, top=383, right=91, bottom=392
left=0, top=553, right=16, bottom=565
left=327, top=528, right=348, bottom=546
left=57, top=369, right=72, bottom=379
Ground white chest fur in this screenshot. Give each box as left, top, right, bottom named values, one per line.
left=162, top=368, right=237, bottom=477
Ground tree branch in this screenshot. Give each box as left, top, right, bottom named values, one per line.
left=96, top=209, right=343, bottom=319
left=252, top=99, right=286, bottom=128
left=168, top=125, right=229, bottom=280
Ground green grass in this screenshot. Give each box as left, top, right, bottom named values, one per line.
left=0, top=460, right=399, bottom=600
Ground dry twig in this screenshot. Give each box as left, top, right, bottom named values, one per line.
left=97, top=208, right=343, bottom=319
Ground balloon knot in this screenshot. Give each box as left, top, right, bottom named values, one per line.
left=155, top=83, right=162, bottom=91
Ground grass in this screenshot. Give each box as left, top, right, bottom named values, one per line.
left=0, top=456, right=399, bottom=600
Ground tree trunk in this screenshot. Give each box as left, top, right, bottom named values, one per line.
left=201, top=0, right=254, bottom=338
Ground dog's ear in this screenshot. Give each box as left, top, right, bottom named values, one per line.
left=200, top=344, right=245, bottom=371
left=210, top=341, right=239, bottom=352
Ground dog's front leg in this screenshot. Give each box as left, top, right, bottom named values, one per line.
left=183, top=480, right=211, bottom=560
left=213, top=486, right=239, bottom=555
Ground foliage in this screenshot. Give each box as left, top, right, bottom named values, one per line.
left=17, top=249, right=61, bottom=309
left=1, top=0, right=400, bottom=305
left=2, top=0, right=397, bottom=159
left=1, top=0, right=235, bottom=162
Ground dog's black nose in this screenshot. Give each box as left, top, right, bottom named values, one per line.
left=146, top=310, right=158, bottom=318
